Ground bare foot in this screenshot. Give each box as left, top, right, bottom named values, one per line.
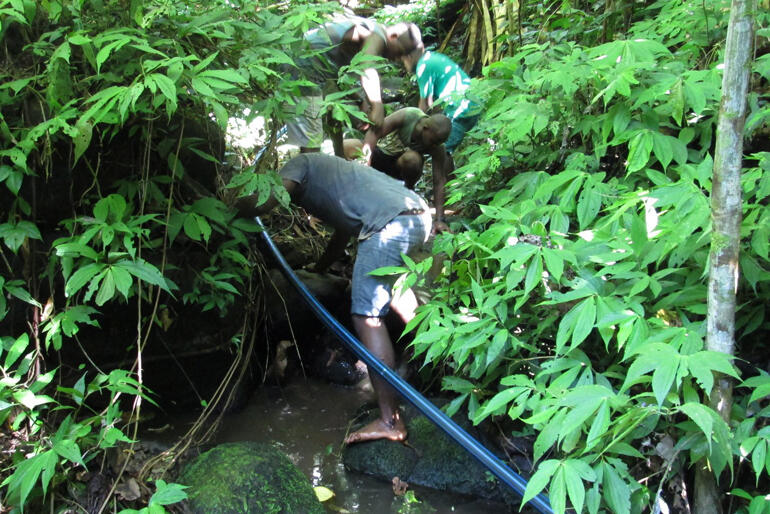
left=344, top=417, right=407, bottom=444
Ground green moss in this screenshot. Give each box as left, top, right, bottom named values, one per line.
left=178, top=442, right=324, bottom=514
left=342, top=412, right=519, bottom=507
left=342, top=435, right=418, bottom=478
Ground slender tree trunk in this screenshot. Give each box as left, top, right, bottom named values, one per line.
left=695, top=0, right=755, bottom=512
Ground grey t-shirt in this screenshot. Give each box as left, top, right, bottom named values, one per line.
left=279, top=154, right=428, bottom=240
left=303, top=15, right=386, bottom=81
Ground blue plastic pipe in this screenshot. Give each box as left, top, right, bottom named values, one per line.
left=255, top=217, right=553, bottom=514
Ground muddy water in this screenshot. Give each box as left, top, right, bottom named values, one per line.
left=212, top=377, right=511, bottom=513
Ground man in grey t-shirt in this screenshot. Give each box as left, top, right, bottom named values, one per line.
left=237, top=153, right=432, bottom=443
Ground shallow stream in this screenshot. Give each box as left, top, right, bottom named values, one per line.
left=210, top=377, right=511, bottom=513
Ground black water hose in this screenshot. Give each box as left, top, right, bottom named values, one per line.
left=255, top=217, right=553, bottom=514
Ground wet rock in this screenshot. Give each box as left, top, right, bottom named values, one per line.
left=178, top=441, right=324, bottom=513
left=264, top=268, right=350, bottom=340
left=311, top=344, right=368, bottom=386
left=342, top=409, right=522, bottom=509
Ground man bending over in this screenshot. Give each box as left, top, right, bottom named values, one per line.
left=237, top=153, right=432, bottom=443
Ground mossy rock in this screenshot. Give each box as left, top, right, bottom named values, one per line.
left=343, top=412, right=520, bottom=508
left=178, top=441, right=324, bottom=514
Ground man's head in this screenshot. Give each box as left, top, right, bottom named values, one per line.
left=415, top=114, right=451, bottom=148
left=384, top=23, right=423, bottom=61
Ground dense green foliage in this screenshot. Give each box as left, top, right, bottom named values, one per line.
left=400, top=0, right=770, bottom=512
left=0, top=0, right=337, bottom=509
left=1, top=0, right=769, bottom=512
left=178, top=442, right=325, bottom=513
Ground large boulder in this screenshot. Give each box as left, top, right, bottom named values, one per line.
left=342, top=411, right=522, bottom=508
left=178, top=441, right=324, bottom=513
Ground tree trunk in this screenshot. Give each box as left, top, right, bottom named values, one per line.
left=695, top=0, right=755, bottom=512
left=444, top=0, right=519, bottom=72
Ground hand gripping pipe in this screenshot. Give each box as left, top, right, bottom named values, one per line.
left=255, top=217, right=553, bottom=514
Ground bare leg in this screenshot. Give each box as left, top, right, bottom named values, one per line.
left=396, top=150, right=424, bottom=190
left=390, top=287, right=419, bottom=325
left=345, top=315, right=407, bottom=444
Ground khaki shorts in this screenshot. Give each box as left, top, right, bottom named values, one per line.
left=285, top=94, right=324, bottom=149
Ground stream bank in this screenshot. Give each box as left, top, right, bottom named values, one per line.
left=155, top=377, right=515, bottom=513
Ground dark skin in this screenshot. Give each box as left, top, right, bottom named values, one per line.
left=301, top=22, right=419, bottom=157
left=343, top=110, right=450, bottom=233
left=237, top=175, right=418, bottom=443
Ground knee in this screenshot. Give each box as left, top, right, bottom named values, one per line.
left=397, top=151, right=423, bottom=189
left=352, top=314, right=384, bottom=329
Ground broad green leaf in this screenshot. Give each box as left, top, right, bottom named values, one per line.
left=684, top=78, right=707, bottom=114
left=585, top=400, right=610, bottom=451
left=72, top=118, right=93, bottom=164
left=748, top=495, right=770, bottom=514
left=627, top=131, right=653, bottom=173
left=622, top=343, right=677, bottom=392
left=1, top=449, right=58, bottom=508
left=191, top=76, right=216, bottom=97
left=602, top=461, right=631, bottom=514
left=628, top=275, right=650, bottom=297
left=571, top=297, right=596, bottom=348
left=183, top=213, right=201, bottom=241
left=532, top=410, right=564, bottom=462
left=53, top=439, right=85, bottom=468
left=491, top=243, right=538, bottom=270
left=199, top=69, right=248, bottom=84
left=524, top=254, right=543, bottom=295
left=577, top=185, right=601, bottom=228
left=111, top=265, right=133, bottom=300
left=65, top=263, right=106, bottom=297
left=687, top=351, right=739, bottom=395
left=102, top=426, right=134, bottom=446
left=196, top=214, right=212, bottom=243
left=486, top=329, right=508, bottom=367
left=95, top=269, right=116, bottom=306
left=564, top=461, right=587, bottom=514
left=149, top=73, right=176, bottom=99
left=651, top=355, right=678, bottom=405
left=118, top=259, right=170, bottom=292
left=55, top=242, right=101, bottom=261
left=4, top=333, right=29, bottom=368
left=542, top=247, right=564, bottom=282
left=13, top=389, right=54, bottom=409
left=679, top=402, right=714, bottom=446
left=521, top=459, right=560, bottom=508
left=59, top=305, right=100, bottom=337
left=550, top=467, right=567, bottom=514
left=752, top=440, right=767, bottom=481
left=95, top=37, right=131, bottom=73
left=474, top=387, right=522, bottom=424
left=314, top=486, right=335, bottom=502
left=651, top=132, right=673, bottom=170
left=148, top=480, right=188, bottom=506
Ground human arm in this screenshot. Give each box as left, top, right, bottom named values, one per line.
left=362, top=107, right=405, bottom=164
left=311, top=229, right=353, bottom=273
left=430, top=145, right=450, bottom=233
left=418, top=94, right=433, bottom=113
left=416, top=66, right=434, bottom=113
left=352, top=28, right=388, bottom=157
